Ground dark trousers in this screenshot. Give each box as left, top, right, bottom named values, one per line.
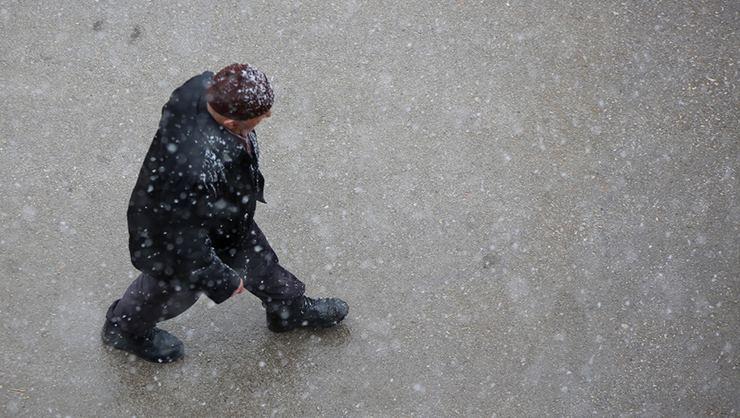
left=105, top=221, right=305, bottom=335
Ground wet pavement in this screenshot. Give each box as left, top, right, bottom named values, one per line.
left=0, top=1, right=738, bottom=416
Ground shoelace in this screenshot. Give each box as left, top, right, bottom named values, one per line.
left=301, top=296, right=316, bottom=313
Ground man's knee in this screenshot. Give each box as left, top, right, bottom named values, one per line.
left=107, top=274, right=198, bottom=333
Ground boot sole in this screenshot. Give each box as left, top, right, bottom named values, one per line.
left=267, top=319, right=343, bottom=333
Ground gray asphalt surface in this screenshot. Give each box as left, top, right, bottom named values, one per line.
left=1, top=1, right=738, bottom=416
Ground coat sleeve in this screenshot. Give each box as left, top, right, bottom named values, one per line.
left=167, top=179, right=242, bottom=304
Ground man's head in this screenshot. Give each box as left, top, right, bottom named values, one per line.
left=206, top=63, right=274, bottom=133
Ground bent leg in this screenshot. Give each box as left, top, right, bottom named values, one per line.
left=105, top=273, right=200, bottom=336
left=223, top=221, right=305, bottom=303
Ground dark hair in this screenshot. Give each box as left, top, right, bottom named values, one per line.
left=206, top=63, right=274, bottom=120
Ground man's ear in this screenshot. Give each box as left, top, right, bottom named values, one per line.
left=223, top=119, right=238, bottom=131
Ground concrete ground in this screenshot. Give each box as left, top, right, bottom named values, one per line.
left=0, top=0, right=737, bottom=416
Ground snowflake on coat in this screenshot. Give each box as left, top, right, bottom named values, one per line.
left=198, top=146, right=227, bottom=196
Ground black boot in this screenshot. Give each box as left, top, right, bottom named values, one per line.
left=101, top=319, right=184, bottom=363
left=265, top=296, right=349, bottom=332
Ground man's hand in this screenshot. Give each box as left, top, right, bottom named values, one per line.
left=232, top=278, right=246, bottom=297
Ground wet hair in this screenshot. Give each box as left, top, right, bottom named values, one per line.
left=206, top=63, right=274, bottom=120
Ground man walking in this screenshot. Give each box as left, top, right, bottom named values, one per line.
left=102, top=63, right=349, bottom=363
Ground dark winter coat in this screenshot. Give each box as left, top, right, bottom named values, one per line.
left=127, top=71, right=266, bottom=304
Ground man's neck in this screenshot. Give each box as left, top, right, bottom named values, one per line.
left=206, top=103, right=254, bottom=156
left=206, top=103, right=248, bottom=135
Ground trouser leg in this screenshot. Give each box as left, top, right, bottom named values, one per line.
left=105, top=273, right=200, bottom=336
left=222, top=221, right=306, bottom=304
